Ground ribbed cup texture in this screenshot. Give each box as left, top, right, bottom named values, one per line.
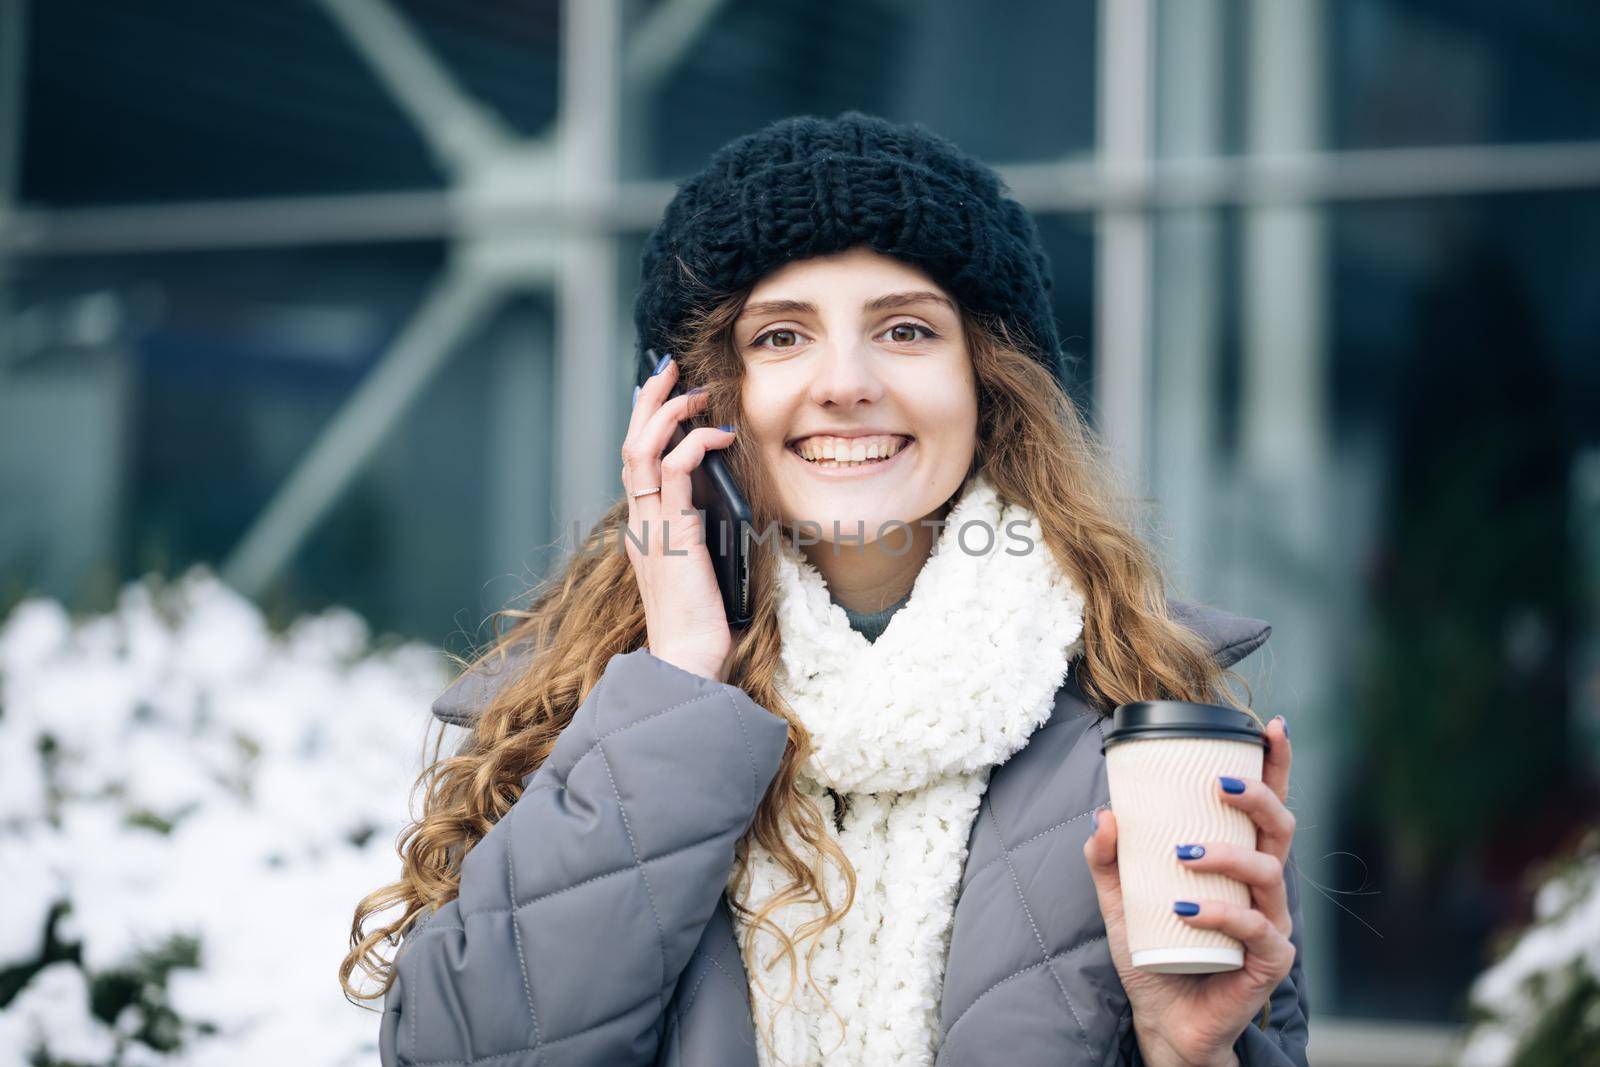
left=1105, top=736, right=1264, bottom=970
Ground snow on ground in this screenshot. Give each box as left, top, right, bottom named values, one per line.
left=1456, top=828, right=1600, bottom=1066
left=0, top=566, right=456, bottom=1065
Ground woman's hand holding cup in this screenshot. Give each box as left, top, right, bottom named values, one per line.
left=1082, top=711, right=1298, bottom=1067
left=621, top=353, right=739, bottom=683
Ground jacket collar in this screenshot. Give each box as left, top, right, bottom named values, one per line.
left=1166, top=599, right=1272, bottom=669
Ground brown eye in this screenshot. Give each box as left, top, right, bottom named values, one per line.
left=750, top=328, right=800, bottom=349
left=884, top=322, right=936, bottom=344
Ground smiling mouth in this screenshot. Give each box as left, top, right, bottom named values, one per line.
left=788, top=435, right=914, bottom=469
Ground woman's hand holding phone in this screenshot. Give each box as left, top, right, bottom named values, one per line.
left=621, top=354, right=740, bottom=683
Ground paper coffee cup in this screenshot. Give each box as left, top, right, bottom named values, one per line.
left=1101, top=700, right=1266, bottom=974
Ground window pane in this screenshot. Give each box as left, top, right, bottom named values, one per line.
left=1147, top=189, right=1600, bottom=1022
left=620, top=0, right=1098, bottom=181
left=1033, top=213, right=1097, bottom=410
left=1331, top=0, right=1600, bottom=150
left=0, top=243, right=566, bottom=649
left=20, top=0, right=559, bottom=205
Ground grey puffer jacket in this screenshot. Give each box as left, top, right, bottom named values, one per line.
left=378, top=600, right=1308, bottom=1067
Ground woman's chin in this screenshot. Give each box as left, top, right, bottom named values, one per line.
left=778, top=493, right=926, bottom=548
left=776, top=443, right=958, bottom=539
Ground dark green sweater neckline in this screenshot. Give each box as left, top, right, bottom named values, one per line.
left=830, top=589, right=912, bottom=643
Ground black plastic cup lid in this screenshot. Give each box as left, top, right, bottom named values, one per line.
left=1101, top=700, right=1266, bottom=753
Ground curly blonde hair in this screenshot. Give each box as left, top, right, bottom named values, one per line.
left=339, top=271, right=1263, bottom=1059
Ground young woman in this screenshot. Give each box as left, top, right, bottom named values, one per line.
left=342, top=111, right=1309, bottom=1067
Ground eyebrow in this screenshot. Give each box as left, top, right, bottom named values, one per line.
left=737, top=290, right=957, bottom=323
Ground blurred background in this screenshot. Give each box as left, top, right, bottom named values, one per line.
left=1, top=0, right=1598, bottom=1064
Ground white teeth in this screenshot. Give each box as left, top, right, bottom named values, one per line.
left=793, top=434, right=908, bottom=464
left=793, top=435, right=908, bottom=467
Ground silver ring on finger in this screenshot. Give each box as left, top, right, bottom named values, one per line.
left=630, top=485, right=662, bottom=498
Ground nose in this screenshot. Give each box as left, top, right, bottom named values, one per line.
left=807, top=341, right=885, bottom=410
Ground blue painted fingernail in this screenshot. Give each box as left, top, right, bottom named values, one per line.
left=687, top=385, right=706, bottom=395
left=1091, top=810, right=1099, bottom=832
left=718, top=424, right=736, bottom=433
left=1174, top=900, right=1200, bottom=916
left=1280, top=716, right=1290, bottom=739
left=1219, top=776, right=1246, bottom=794
left=652, top=352, right=673, bottom=376
left=1176, top=844, right=1205, bottom=860
left=632, top=385, right=640, bottom=406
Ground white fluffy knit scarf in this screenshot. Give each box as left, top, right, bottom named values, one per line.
left=727, top=472, right=1087, bottom=1067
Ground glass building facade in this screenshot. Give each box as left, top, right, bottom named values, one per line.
left=3, top=1, right=1597, bottom=1057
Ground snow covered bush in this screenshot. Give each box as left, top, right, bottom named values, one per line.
left=0, top=566, right=454, bottom=1065
left=1457, top=826, right=1600, bottom=1067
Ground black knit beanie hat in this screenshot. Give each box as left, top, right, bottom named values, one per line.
left=631, top=110, right=1063, bottom=387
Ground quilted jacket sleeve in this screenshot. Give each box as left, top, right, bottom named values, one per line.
left=377, top=648, right=790, bottom=1067
left=1113, top=840, right=1311, bottom=1067
left=1225, top=839, right=1310, bottom=1067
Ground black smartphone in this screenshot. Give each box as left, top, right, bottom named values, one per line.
left=649, top=349, right=756, bottom=628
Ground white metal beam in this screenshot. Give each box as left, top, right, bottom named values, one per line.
left=1095, top=0, right=1153, bottom=499
left=8, top=140, right=1600, bottom=256
left=556, top=0, right=623, bottom=540
left=1240, top=0, right=1336, bottom=1014
left=316, top=0, right=513, bottom=174
left=1, top=188, right=453, bottom=255
left=1148, top=0, right=1224, bottom=602
left=625, top=0, right=731, bottom=92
